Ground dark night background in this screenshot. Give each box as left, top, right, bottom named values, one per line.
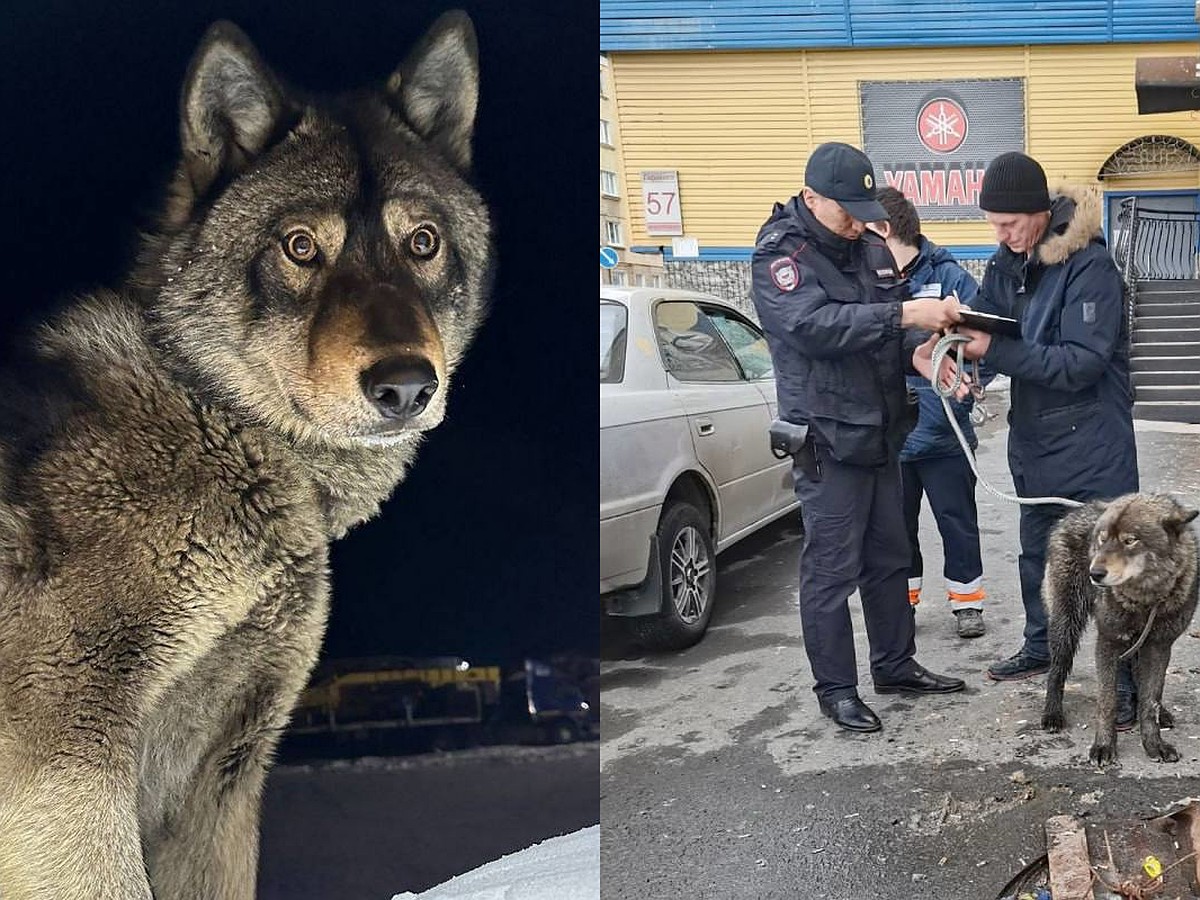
left=0, top=3, right=598, bottom=667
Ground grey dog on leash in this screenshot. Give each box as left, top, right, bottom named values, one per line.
left=1041, top=493, right=1199, bottom=765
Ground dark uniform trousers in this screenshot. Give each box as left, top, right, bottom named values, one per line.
left=793, top=446, right=917, bottom=703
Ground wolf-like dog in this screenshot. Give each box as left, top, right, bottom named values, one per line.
left=0, top=12, right=491, bottom=899
left=1041, top=493, right=1199, bottom=765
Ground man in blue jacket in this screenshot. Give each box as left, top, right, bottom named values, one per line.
left=751, top=142, right=967, bottom=735
left=955, top=152, right=1140, bottom=723
left=870, top=187, right=987, bottom=640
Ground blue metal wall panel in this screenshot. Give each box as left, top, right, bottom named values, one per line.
left=600, top=0, right=850, bottom=51
left=600, top=0, right=1200, bottom=51
left=1113, top=0, right=1200, bottom=41
left=850, top=1, right=1111, bottom=47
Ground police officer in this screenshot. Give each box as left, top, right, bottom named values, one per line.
left=751, top=142, right=967, bottom=734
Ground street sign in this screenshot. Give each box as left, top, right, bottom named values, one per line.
left=599, top=246, right=619, bottom=269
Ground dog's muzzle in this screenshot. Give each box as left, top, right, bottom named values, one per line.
left=361, top=357, right=439, bottom=423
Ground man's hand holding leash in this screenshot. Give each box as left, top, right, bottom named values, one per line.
left=909, top=293, right=972, bottom=400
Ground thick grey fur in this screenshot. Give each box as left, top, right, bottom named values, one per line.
left=0, top=11, right=492, bottom=899
left=1041, top=493, right=1199, bottom=766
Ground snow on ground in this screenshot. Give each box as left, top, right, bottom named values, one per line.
left=391, top=825, right=599, bottom=900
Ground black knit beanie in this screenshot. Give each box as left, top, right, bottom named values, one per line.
left=978, top=152, right=1051, bottom=213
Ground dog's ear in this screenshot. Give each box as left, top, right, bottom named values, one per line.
left=179, top=22, right=289, bottom=200
left=1166, top=503, right=1200, bottom=534
left=386, top=10, right=479, bottom=172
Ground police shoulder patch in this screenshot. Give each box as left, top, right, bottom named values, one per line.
left=770, top=256, right=801, bottom=292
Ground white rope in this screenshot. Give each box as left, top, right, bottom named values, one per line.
left=929, top=331, right=1083, bottom=509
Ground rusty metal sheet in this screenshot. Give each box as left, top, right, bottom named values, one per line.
left=1135, top=56, right=1200, bottom=113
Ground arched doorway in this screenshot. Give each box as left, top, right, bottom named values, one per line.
left=1101, top=135, right=1200, bottom=279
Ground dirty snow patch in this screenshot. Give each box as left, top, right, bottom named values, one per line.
left=391, top=825, right=598, bottom=900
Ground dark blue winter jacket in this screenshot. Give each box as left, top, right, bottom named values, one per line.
left=751, top=196, right=920, bottom=468
left=900, top=238, right=980, bottom=462
left=970, top=187, right=1138, bottom=499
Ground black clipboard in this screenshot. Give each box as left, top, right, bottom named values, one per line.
left=958, top=308, right=1021, bottom=338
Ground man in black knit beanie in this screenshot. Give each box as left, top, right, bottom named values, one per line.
left=955, top=152, right=1141, bottom=729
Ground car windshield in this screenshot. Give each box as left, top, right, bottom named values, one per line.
left=600, top=300, right=628, bottom=384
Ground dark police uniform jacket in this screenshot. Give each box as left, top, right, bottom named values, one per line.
left=969, top=185, right=1137, bottom=498
left=751, top=196, right=919, bottom=468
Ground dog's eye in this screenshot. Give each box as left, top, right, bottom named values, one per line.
left=283, top=230, right=319, bottom=265
left=1122, top=534, right=1139, bottom=547
left=409, top=223, right=440, bottom=259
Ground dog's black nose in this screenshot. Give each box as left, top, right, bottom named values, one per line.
left=1089, top=566, right=1107, bottom=583
left=362, top=358, right=438, bottom=421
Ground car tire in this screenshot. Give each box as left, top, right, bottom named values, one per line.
left=629, top=501, right=716, bottom=651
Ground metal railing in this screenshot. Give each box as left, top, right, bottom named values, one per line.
left=1113, top=196, right=1141, bottom=339
left=1112, top=197, right=1200, bottom=340
left=1113, top=196, right=1200, bottom=282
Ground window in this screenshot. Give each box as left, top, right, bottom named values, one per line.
left=652, top=274, right=664, bottom=288
left=600, top=118, right=612, bottom=146
left=600, top=300, right=627, bottom=384
left=601, top=169, right=619, bottom=197
left=609, top=269, right=627, bottom=286
left=705, top=307, right=774, bottom=380
left=634, top=273, right=646, bottom=286
left=605, top=220, right=624, bottom=247
left=653, top=301, right=741, bottom=383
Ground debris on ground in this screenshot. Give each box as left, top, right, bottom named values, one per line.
left=996, top=798, right=1200, bottom=900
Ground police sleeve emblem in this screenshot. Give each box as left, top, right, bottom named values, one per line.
left=769, top=256, right=800, bottom=292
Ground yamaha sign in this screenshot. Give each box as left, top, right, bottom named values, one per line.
left=861, top=78, right=1025, bottom=221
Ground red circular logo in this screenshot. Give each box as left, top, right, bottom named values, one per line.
left=917, top=97, right=968, bottom=154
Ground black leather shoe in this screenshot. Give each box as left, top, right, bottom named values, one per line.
left=874, top=664, right=965, bottom=695
left=819, top=695, right=882, bottom=733
left=987, top=650, right=1050, bottom=682
left=1116, top=691, right=1137, bottom=732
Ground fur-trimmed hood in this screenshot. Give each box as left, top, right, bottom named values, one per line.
left=1036, top=182, right=1103, bottom=266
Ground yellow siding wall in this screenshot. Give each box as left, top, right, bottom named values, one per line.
left=611, top=43, right=1200, bottom=249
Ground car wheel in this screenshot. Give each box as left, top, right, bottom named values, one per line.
left=629, top=501, right=716, bottom=651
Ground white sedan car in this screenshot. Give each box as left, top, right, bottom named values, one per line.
left=600, top=286, right=798, bottom=650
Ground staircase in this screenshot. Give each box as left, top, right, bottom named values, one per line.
left=1131, top=279, right=1200, bottom=424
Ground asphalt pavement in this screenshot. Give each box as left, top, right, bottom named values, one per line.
left=600, top=387, right=1200, bottom=900
left=258, top=743, right=599, bottom=900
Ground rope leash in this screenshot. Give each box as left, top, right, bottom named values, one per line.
left=928, top=331, right=1083, bottom=509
